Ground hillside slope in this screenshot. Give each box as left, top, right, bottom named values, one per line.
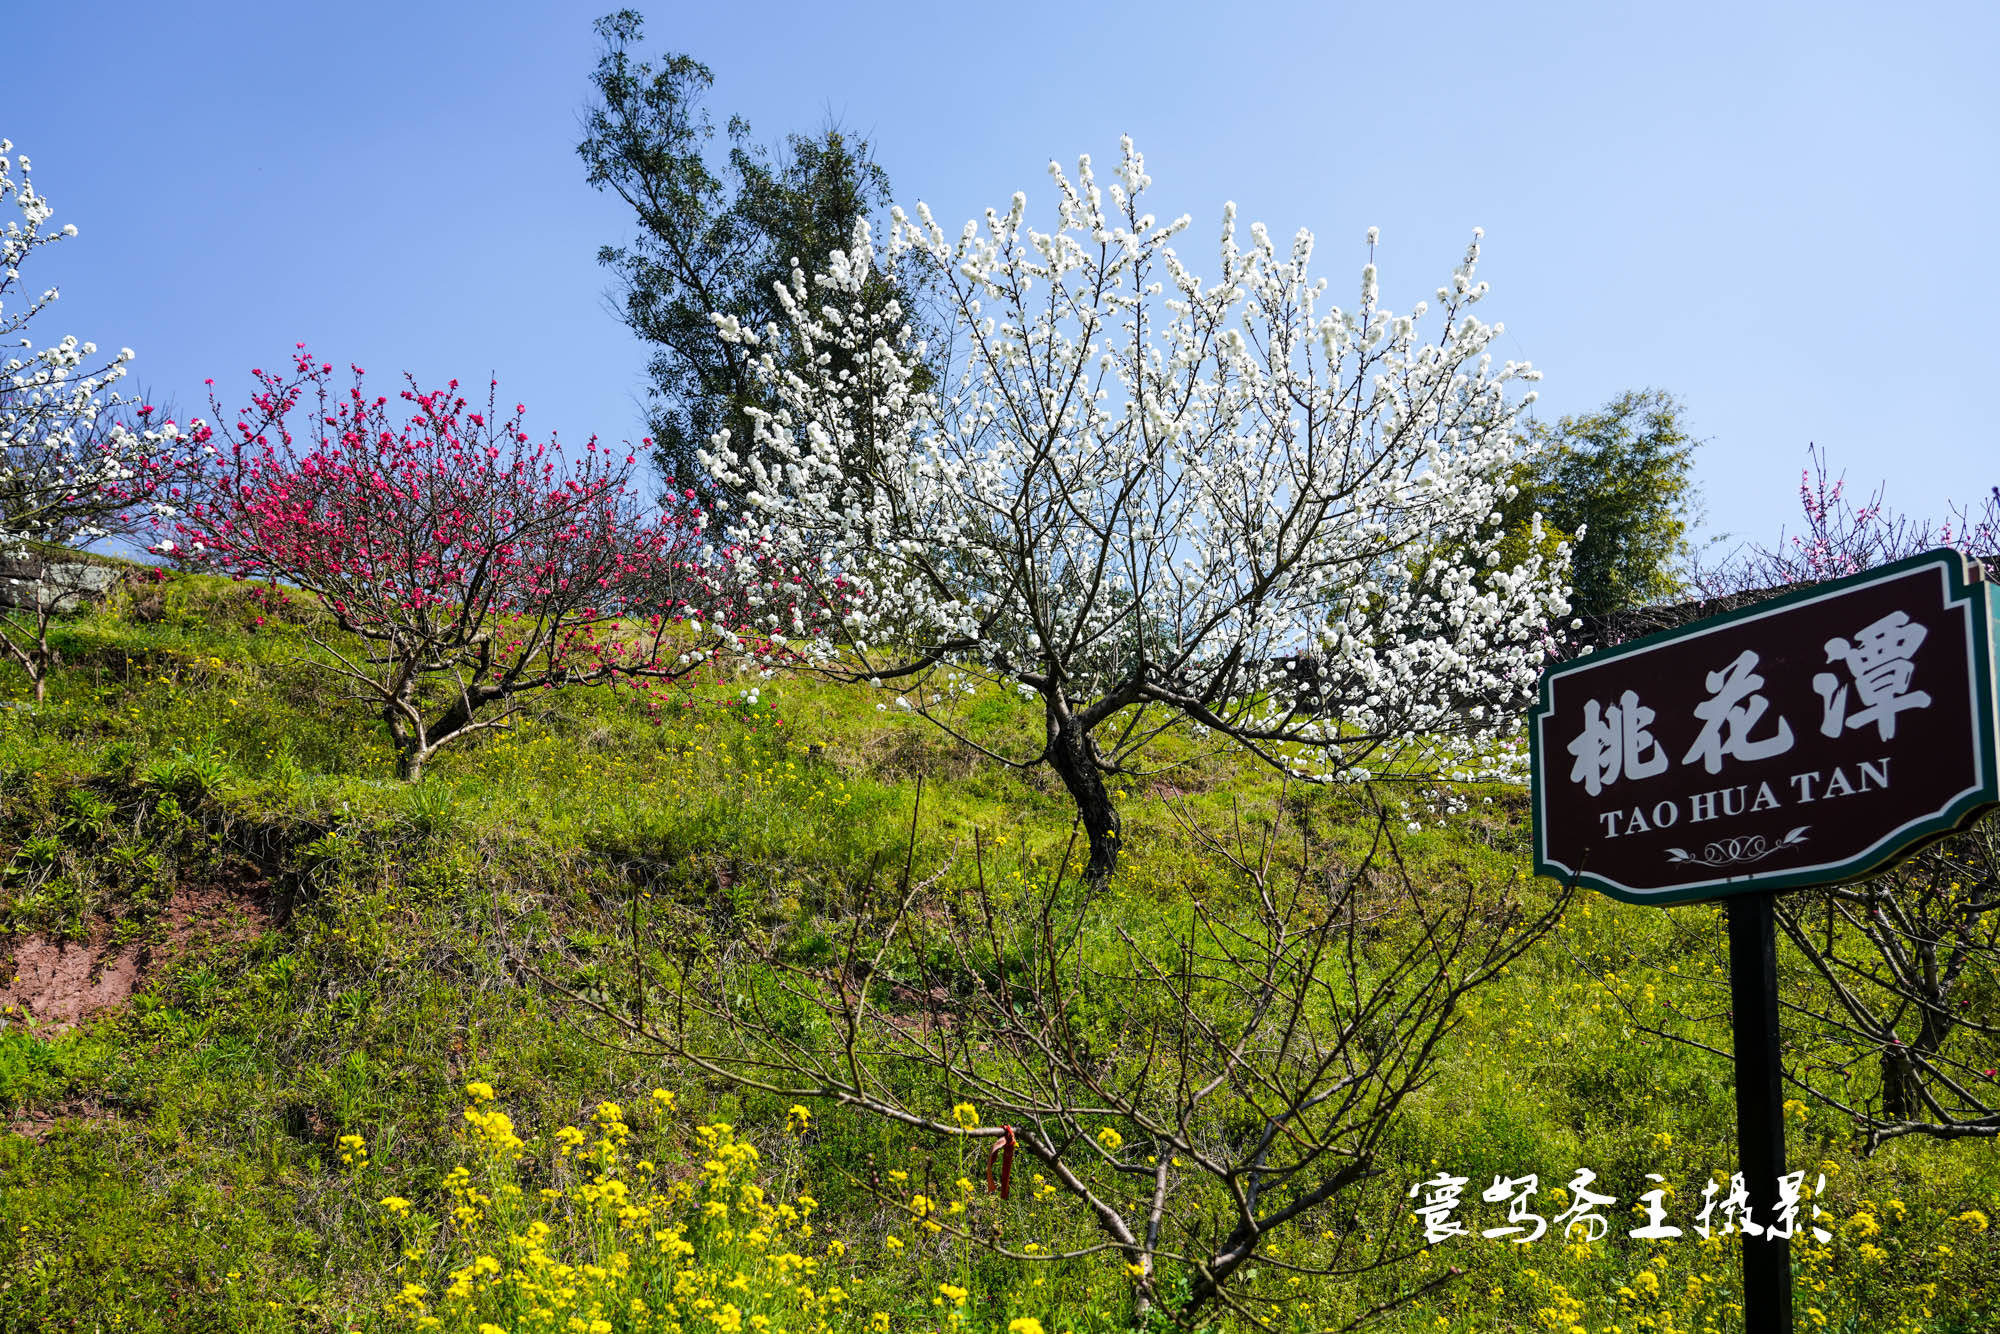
left=1, top=569, right=1995, bottom=1333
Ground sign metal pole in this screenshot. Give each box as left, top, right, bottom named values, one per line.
left=1728, top=891, right=1794, bottom=1333
left=1526, top=551, right=1999, bottom=1332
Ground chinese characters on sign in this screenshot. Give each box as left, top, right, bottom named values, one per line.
left=1531, top=552, right=2000, bottom=903
left=1815, top=611, right=1932, bottom=740
left=1407, top=1170, right=1835, bottom=1247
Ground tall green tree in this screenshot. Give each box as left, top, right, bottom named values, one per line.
left=577, top=10, right=918, bottom=495
left=1498, top=388, right=1702, bottom=619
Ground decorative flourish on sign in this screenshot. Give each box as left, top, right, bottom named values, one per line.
left=1665, top=828, right=1810, bottom=869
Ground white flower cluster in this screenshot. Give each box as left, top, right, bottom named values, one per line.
left=702, top=138, right=1572, bottom=786
left=0, top=137, right=180, bottom=554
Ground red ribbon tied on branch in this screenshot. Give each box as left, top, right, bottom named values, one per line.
left=986, top=1124, right=1017, bottom=1199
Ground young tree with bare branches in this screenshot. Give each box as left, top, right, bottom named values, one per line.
left=573, top=790, right=1568, bottom=1326
left=1774, top=818, right=2000, bottom=1148
left=1605, top=459, right=2000, bottom=1149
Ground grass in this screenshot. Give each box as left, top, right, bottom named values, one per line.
left=0, top=564, right=1995, bottom=1333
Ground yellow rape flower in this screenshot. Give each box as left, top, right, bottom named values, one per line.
left=951, top=1103, right=979, bottom=1130
left=1096, top=1127, right=1124, bottom=1151
left=463, top=1106, right=525, bottom=1159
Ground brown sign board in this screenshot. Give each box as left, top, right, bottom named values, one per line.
left=1531, top=549, right=2000, bottom=904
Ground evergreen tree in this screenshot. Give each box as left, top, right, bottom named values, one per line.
left=1500, top=388, right=1701, bottom=618
left=578, top=10, right=922, bottom=495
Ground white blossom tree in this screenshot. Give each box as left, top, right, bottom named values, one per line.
left=703, top=140, right=1573, bottom=880
left=0, top=136, right=189, bottom=700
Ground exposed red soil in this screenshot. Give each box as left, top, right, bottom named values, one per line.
left=0, top=859, right=274, bottom=1034
left=4, top=1095, right=107, bottom=1140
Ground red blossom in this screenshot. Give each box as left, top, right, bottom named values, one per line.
left=170, top=351, right=844, bottom=778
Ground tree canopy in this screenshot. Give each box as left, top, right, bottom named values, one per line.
left=703, top=141, right=1571, bottom=881
left=577, top=10, right=921, bottom=497
left=1498, top=388, right=1701, bottom=619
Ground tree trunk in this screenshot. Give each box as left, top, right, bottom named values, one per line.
left=388, top=683, right=502, bottom=781
left=31, top=624, right=51, bottom=703
left=384, top=693, right=425, bottom=782
left=1129, top=1283, right=1153, bottom=1327
left=1882, top=1010, right=1953, bottom=1122
left=1045, top=707, right=1120, bottom=884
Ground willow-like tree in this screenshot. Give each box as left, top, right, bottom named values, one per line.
left=702, top=139, right=1574, bottom=881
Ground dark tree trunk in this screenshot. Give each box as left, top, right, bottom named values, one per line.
left=1882, top=1009, right=1952, bottom=1122
left=1045, top=706, right=1120, bottom=884
left=387, top=683, right=505, bottom=781
left=1882, top=1048, right=1915, bottom=1122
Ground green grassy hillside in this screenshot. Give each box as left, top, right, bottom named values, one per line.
left=1, top=568, right=1995, bottom=1333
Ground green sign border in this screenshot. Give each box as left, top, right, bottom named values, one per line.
left=1529, top=549, right=2000, bottom=905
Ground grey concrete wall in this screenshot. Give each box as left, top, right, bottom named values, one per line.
left=0, top=552, right=122, bottom=612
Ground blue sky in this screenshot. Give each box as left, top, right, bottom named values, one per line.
left=6, top=0, right=1994, bottom=550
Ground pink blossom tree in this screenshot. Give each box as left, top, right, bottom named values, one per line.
left=1694, top=444, right=1999, bottom=594
left=170, top=348, right=825, bottom=779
